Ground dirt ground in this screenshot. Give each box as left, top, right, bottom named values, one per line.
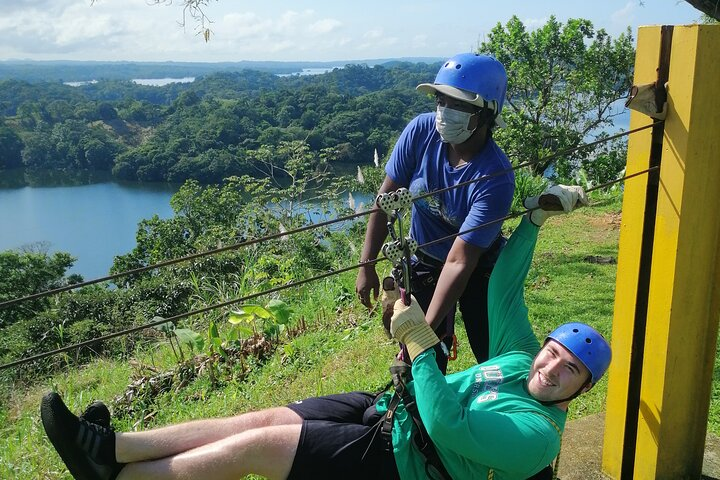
left=557, top=413, right=720, bottom=479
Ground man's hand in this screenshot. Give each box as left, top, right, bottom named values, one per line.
left=380, top=277, right=400, bottom=337
left=523, top=185, right=588, bottom=227
left=390, top=297, right=440, bottom=361
left=356, top=264, right=380, bottom=308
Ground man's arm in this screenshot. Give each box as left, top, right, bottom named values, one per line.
left=356, top=175, right=402, bottom=308
left=425, top=182, right=512, bottom=332
left=485, top=217, right=542, bottom=357
left=425, top=237, right=486, bottom=331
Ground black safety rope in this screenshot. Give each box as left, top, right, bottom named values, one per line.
left=0, top=121, right=660, bottom=311
left=0, top=166, right=657, bottom=371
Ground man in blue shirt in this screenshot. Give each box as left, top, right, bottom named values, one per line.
left=356, top=53, right=514, bottom=372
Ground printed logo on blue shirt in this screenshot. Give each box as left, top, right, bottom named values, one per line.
left=409, top=177, right=459, bottom=227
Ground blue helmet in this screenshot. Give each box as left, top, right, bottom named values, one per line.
left=546, top=323, right=612, bottom=384
left=417, top=53, right=508, bottom=125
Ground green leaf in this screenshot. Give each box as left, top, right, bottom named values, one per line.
left=175, top=328, right=204, bottom=352
left=236, top=324, right=254, bottom=337
left=264, top=324, right=279, bottom=337
left=208, top=321, right=220, bottom=340
left=228, top=311, right=253, bottom=324
left=211, top=337, right=228, bottom=360
left=266, top=299, right=292, bottom=325
left=229, top=304, right=272, bottom=323
left=152, top=318, right=175, bottom=334
left=226, top=327, right=240, bottom=342
left=242, top=304, right=274, bottom=319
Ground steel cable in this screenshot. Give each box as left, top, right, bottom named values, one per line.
left=0, top=121, right=661, bottom=310
left=0, top=165, right=658, bottom=371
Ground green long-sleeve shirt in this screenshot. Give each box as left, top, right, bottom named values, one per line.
left=379, top=217, right=566, bottom=479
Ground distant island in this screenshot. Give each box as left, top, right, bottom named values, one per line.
left=0, top=58, right=445, bottom=83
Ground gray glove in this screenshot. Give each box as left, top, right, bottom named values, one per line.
left=523, top=185, right=588, bottom=226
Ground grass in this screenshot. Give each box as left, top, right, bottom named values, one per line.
left=2, top=194, right=719, bottom=478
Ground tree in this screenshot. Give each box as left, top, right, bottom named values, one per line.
left=685, top=1, right=720, bottom=21
left=0, top=122, right=23, bottom=169
left=480, top=16, right=635, bottom=181
left=21, top=132, right=56, bottom=169
left=0, top=248, right=77, bottom=328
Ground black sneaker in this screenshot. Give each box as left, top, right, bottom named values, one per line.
left=40, top=392, right=124, bottom=480
left=80, top=400, right=111, bottom=430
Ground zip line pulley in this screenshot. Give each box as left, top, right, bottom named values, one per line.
left=376, top=188, right=416, bottom=306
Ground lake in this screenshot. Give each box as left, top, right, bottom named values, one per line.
left=0, top=171, right=177, bottom=280
left=0, top=97, right=630, bottom=282
left=0, top=170, right=373, bottom=281
left=63, top=68, right=344, bottom=87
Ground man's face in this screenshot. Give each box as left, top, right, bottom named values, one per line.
left=527, top=340, right=591, bottom=403
left=435, top=93, right=478, bottom=114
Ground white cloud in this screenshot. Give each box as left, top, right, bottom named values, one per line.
left=54, top=4, right=126, bottom=47
left=522, top=17, right=549, bottom=30
left=363, top=29, right=383, bottom=40
left=215, top=9, right=343, bottom=56
left=412, top=34, right=428, bottom=49
left=612, top=1, right=638, bottom=25
left=221, top=12, right=272, bottom=38
left=308, top=18, right=342, bottom=35
left=0, top=0, right=704, bottom=63
left=0, top=0, right=196, bottom=60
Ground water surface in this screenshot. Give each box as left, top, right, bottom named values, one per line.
left=0, top=171, right=177, bottom=280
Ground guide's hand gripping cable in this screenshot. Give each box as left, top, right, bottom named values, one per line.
left=375, top=188, right=415, bottom=306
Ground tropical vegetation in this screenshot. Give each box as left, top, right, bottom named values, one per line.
left=4, top=16, right=716, bottom=480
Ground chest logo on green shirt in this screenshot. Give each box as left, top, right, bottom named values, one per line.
left=472, top=365, right=505, bottom=403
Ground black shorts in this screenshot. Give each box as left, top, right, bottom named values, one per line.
left=286, top=391, right=400, bottom=480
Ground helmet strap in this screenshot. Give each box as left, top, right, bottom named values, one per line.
left=474, top=107, right=495, bottom=131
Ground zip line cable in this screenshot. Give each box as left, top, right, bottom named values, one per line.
left=413, top=121, right=662, bottom=202
left=0, top=208, right=373, bottom=310
left=0, top=121, right=661, bottom=311
left=421, top=166, right=659, bottom=250
left=0, top=166, right=658, bottom=372
left=0, top=258, right=383, bottom=371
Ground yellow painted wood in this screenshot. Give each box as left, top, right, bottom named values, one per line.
left=601, top=25, right=661, bottom=479
left=603, top=24, right=720, bottom=479
left=634, top=24, right=720, bottom=479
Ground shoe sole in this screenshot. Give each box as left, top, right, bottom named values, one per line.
left=40, top=392, right=99, bottom=480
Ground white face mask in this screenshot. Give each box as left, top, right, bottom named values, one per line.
left=435, top=106, right=476, bottom=144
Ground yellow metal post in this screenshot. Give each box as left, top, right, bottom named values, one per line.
left=603, top=24, right=720, bottom=479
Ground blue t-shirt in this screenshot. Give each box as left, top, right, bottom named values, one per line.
left=386, top=113, right=515, bottom=261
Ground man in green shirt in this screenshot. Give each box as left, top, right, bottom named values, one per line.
left=41, top=185, right=611, bottom=480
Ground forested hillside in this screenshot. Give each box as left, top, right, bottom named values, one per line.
left=0, top=62, right=437, bottom=183
left=8, top=16, right=717, bottom=478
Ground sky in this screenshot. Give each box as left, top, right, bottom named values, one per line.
left=0, top=0, right=706, bottom=63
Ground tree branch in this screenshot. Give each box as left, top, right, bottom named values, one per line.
left=683, top=0, right=720, bottom=21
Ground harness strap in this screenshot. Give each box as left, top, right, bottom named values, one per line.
left=380, top=390, right=402, bottom=446
left=380, top=361, right=453, bottom=480
left=530, top=411, right=563, bottom=480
